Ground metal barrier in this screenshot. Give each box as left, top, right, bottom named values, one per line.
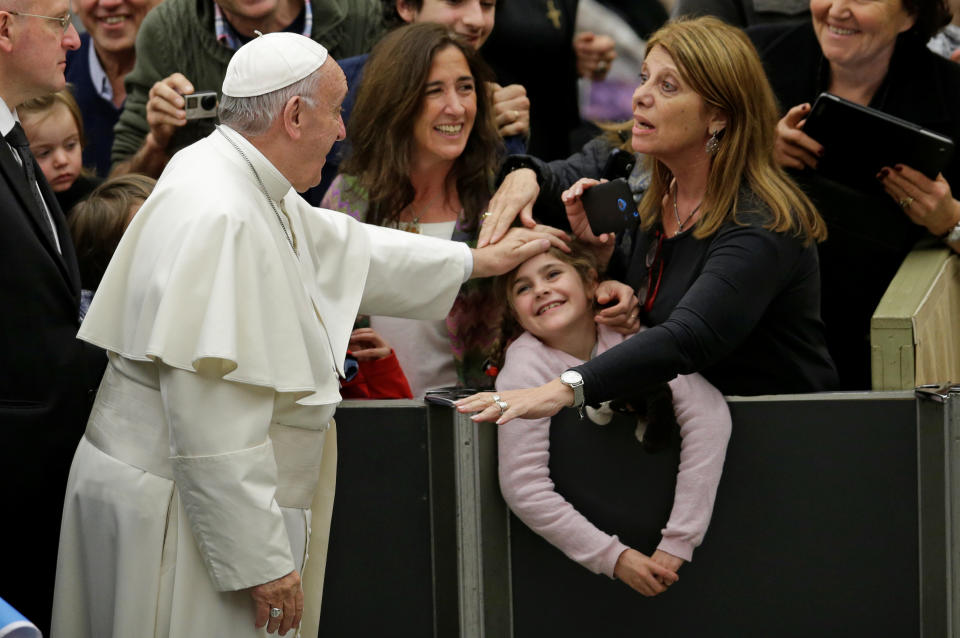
left=317, top=391, right=959, bottom=637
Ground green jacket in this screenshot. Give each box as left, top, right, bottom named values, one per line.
left=111, top=0, right=384, bottom=165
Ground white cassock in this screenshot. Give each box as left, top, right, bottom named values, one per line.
left=50, top=127, right=468, bottom=638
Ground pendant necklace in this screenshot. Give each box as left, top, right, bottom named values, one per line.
left=672, top=180, right=703, bottom=236
left=216, top=126, right=297, bottom=255
left=399, top=191, right=446, bottom=234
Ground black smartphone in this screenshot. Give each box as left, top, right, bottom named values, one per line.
left=424, top=386, right=483, bottom=407
left=580, top=178, right=638, bottom=236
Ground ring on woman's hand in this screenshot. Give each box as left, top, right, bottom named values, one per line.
left=481, top=211, right=492, bottom=218
left=269, top=607, right=283, bottom=619
left=492, top=394, right=509, bottom=416
left=899, top=196, right=914, bottom=210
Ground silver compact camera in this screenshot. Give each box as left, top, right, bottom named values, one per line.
left=184, top=91, right=219, bottom=120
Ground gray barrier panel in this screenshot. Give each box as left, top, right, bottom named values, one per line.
left=317, top=392, right=956, bottom=637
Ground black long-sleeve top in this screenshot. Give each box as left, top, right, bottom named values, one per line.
left=748, top=23, right=960, bottom=389
left=571, top=188, right=838, bottom=400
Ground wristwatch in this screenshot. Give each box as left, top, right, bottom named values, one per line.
left=560, top=369, right=585, bottom=418
left=496, top=155, right=542, bottom=186
left=941, top=218, right=960, bottom=243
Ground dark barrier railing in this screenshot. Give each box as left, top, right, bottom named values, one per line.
left=317, top=390, right=960, bottom=638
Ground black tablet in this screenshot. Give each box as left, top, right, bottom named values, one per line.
left=803, top=92, right=954, bottom=184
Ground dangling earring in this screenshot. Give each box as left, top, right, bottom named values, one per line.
left=706, top=129, right=723, bottom=155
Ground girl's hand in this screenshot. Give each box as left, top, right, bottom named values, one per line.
left=774, top=103, right=823, bottom=170
left=594, top=280, right=640, bottom=334
left=477, top=167, right=540, bottom=248
left=877, top=165, right=960, bottom=237
left=455, top=378, right=573, bottom=425
left=613, top=548, right=679, bottom=597
left=348, top=328, right=391, bottom=361
left=650, top=549, right=686, bottom=584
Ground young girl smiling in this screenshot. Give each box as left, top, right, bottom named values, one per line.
left=495, top=244, right=731, bottom=596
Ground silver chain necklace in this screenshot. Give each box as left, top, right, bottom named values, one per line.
left=672, top=179, right=703, bottom=235
left=216, top=126, right=296, bottom=255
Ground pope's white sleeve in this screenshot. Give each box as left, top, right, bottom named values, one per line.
left=357, top=223, right=465, bottom=319
left=158, top=363, right=294, bottom=592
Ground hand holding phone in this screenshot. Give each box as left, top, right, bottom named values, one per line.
left=580, top=178, right=638, bottom=236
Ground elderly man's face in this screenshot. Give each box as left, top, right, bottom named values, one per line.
left=290, top=61, right=346, bottom=192
left=73, top=0, right=159, bottom=56
left=8, top=0, right=80, bottom=100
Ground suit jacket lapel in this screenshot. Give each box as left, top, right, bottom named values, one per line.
left=38, top=164, right=82, bottom=294
left=0, top=145, right=81, bottom=297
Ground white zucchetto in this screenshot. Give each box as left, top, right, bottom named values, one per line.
left=221, top=33, right=329, bottom=98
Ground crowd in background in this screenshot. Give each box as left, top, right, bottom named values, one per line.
left=29, top=0, right=960, bottom=400
left=5, top=0, right=960, bottom=632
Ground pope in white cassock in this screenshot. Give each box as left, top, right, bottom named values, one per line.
left=49, top=33, right=565, bottom=638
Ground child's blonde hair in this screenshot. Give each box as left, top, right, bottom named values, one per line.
left=20, top=87, right=86, bottom=147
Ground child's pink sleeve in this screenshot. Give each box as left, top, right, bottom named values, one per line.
left=658, top=372, right=731, bottom=561
left=496, top=337, right=629, bottom=578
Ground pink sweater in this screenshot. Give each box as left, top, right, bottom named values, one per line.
left=496, top=325, right=731, bottom=578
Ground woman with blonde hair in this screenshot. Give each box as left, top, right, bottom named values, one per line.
left=458, top=17, right=838, bottom=423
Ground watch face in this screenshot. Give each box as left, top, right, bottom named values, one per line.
left=561, top=370, right=583, bottom=385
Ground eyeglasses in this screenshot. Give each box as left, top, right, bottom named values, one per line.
left=637, top=230, right=665, bottom=314
left=7, top=9, right=73, bottom=32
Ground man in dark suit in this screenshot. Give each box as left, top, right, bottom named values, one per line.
left=0, top=1, right=99, bottom=633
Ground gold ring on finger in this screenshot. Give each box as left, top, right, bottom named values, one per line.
left=899, top=196, right=914, bottom=210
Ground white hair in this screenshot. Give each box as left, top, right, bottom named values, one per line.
left=218, top=66, right=324, bottom=136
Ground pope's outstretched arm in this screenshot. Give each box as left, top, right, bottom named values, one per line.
left=356, top=222, right=568, bottom=318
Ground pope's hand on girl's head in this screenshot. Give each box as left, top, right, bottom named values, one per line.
left=774, top=103, right=822, bottom=171
left=594, top=280, right=640, bottom=334
left=477, top=167, right=541, bottom=247
left=470, top=226, right=569, bottom=279
left=877, top=165, right=960, bottom=237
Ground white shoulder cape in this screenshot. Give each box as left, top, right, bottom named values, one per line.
left=79, top=129, right=464, bottom=406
